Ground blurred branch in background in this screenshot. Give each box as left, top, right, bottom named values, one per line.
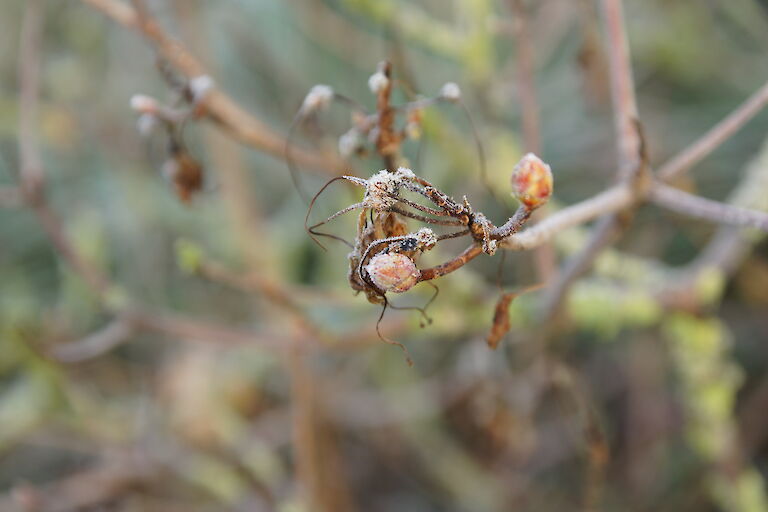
left=3, top=0, right=768, bottom=511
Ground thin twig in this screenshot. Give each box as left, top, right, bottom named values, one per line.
left=649, top=182, right=768, bottom=231
left=657, top=79, right=768, bottom=182
left=499, top=184, right=633, bottom=251
left=18, top=0, right=44, bottom=192
left=19, top=0, right=110, bottom=296
left=52, top=318, right=135, bottom=363
left=508, top=0, right=541, bottom=155
left=601, top=0, right=640, bottom=176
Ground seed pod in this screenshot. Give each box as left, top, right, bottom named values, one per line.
left=510, top=153, right=553, bottom=210
left=365, top=252, right=420, bottom=293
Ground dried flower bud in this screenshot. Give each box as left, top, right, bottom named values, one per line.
left=338, top=128, right=362, bottom=159
left=365, top=252, right=420, bottom=293
left=130, top=94, right=159, bottom=114
left=439, top=82, right=461, bottom=102
left=405, top=108, right=423, bottom=140
left=510, top=153, right=553, bottom=210
left=414, top=227, right=437, bottom=250
left=368, top=70, right=390, bottom=94
left=163, top=151, right=204, bottom=203
left=300, top=85, right=334, bottom=115
left=189, top=75, right=214, bottom=102
left=365, top=167, right=416, bottom=210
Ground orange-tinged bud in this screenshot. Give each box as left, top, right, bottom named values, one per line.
left=510, top=153, right=553, bottom=210
left=365, top=253, right=420, bottom=293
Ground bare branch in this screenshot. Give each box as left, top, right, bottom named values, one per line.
left=18, top=0, right=44, bottom=192
left=657, top=79, right=768, bottom=182
left=601, top=0, right=640, bottom=175
left=52, top=318, right=135, bottom=363
left=508, top=0, right=541, bottom=155
left=500, top=184, right=633, bottom=251
left=18, top=0, right=111, bottom=296
left=649, top=182, right=768, bottom=232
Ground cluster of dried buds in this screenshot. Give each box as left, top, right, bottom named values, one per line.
left=129, top=67, right=213, bottom=203
left=288, top=61, right=473, bottom=198
left=294, top=62, right=554, bottom=360
left=306, top=154, right=553, bottom=359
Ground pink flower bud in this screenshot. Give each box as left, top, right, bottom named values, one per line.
left=365, top=253, right=420, bottom=293
left=510, top=153, right=553, bottom=210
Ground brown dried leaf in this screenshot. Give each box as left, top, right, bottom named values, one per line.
left=486, top=284, right=543, bottom=349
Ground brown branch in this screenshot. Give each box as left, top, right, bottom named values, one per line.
left=18, top=0, right=110, bottom=296
left=80, top=0, right=342, bottom=175
left=657, top=78, right=768, bottom=182
left=601, top=0, right=640, bottom=175
left=505, top=0, right=558, bottom=282
left=418, top=244, right=483, bottom=281
left=18, top=0, right=44, bottom=193
left=508, top=0, right=541, bottom=155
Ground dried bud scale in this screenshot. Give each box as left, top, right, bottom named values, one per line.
left=365, top=252, right=420, bottom=293
left=510, top=153, right=553, bottom=210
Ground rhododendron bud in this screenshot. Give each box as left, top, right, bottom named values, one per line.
left=365, top=253, right=420, bottom=293
left=510, top=153, right=553, bottom=210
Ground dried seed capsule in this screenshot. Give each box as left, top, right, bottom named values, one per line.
left=510, top=153, right=553, bottom=210
left=365, top=253, right=420, bottom=293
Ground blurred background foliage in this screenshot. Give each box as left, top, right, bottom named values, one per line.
left=2, top=0, right=768, bottom=511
